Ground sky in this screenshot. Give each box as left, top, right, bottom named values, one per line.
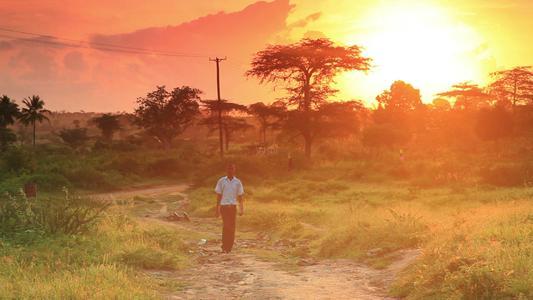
left=0, top=0, right=531, bottom=111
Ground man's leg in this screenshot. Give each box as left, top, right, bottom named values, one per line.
left=221, top=205, right=237, bottom=253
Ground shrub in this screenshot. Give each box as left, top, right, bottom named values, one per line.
left=0, top=192, right=109, bottom=237
left=0, top=147, right=35, bottom=174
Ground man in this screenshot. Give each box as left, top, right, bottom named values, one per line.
left=214, top=163, right=244, bottom=253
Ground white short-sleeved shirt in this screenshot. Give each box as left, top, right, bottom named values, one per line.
left=215, top=176, right=244, bottom=205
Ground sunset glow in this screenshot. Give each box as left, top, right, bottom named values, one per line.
left=337, top=2, right=487, bottom=104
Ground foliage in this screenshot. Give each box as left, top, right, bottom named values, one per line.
left=0, top=95, right=20, bottom=127
left=490, top=66, right=533, bottom=108
left=18, top=95, right=51, bottom=147
left=134, top=85, right=200, bottom=147
left=0, top=192, right=109, bottom=236
left=248, top=101, right=287, bottom=144
left=247, top=38, right=371, bottom=157
left=438, top=82, right=491, bottom=110
left=90, top=113, right=122, bottom=141
left=58, top=127, right=90, bottom=149
left=376, top=80, right=423, bottom=112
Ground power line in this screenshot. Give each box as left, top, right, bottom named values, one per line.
left=0, top=27, right=208, bottom=58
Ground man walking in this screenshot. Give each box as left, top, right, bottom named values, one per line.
left=215, top=163, right=244, bottom=253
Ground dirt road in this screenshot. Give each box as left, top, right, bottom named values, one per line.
left=104, top=185, right=419, bottom=300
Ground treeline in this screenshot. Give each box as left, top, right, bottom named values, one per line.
left=1, top=38, right=532, bottom=160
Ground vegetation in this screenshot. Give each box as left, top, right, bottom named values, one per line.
left=0, top=38, right=532, bottom=299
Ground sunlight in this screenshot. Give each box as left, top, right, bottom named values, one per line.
left=340, top=2, right=487, bottom=103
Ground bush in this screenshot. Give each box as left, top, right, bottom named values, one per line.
left=0, top=147, right=35, bottom=174
left=0, top=192, right=109, bottom=237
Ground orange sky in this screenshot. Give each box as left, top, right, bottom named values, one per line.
left=0, top=0, right=531, bottom=111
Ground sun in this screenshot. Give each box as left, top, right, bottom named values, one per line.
left=337, top=2, right=488, bottom=104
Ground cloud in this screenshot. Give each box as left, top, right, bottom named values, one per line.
left=0, top=0, right=294, bottom=111
left=288, top=12, right=322, bottom=30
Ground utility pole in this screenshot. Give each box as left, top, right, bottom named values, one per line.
left=210, top=57, right=226, bottom=158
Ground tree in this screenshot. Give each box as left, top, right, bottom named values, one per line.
left=18, top=95, right=51, bottom=147
left=58, top=127, right=90, bottom=150
left=90, top=113, right=122, bottom=141
left=0, top=95, right=20, bottom=127
left=200, top=100, right=248, bottom=151
left=248, top=101, right=286, bottom=144
left=490, top=66, right=533, bottom=109
left=374, top=81, right=425, bottom=139
left=376, top=81, right=423, bottom=112
left=0, top=95, right=20, bottom=149
left=247, top=38, right=371, bottom=158
left=438, top=82, right=490, bottom=110
left=134, top=86, right=200, bottom=147
left=431, top=97, right=452, bottom=111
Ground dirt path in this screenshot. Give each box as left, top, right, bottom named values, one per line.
left=104, top=185, right=420, bottom=300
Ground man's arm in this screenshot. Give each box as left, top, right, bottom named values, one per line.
left=237, top=181, right=244, bottom=216
left=215, top=193, right=222, bottom=217
left=238, top=195, right=244, bottom=216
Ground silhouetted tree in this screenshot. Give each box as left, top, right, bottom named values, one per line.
left=19, top=95, right=51, bottom=147
left=200, top=100, right=248, bottom=151
left=90, top=113, right=122, bottom=141
left=438, top=82, right=490, bottom=110
left=248, top=101, right=286, bottom=144
left=376, top=81, right=423, bottom=112
left=374, top=81, right=426, bottom=140
left=0, top=95, right=20, bottom=149
left=134, top=86, right=200, bottom=147
left=490, top=66, right=533, bottom=109
left=0, top=95, right=20, bottom=127
left=247, top=38, right=371, bottom=158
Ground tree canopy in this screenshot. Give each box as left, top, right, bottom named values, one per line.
left=247, top=38, right=371, bottom=157
left=134, top=86, right=200, bottom=147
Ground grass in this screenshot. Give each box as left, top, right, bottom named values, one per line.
left=187, top=160, right=533, bottom=298
left=1, top=141, right=532, bottom=298
left=0, top=204, right=192, bottom=299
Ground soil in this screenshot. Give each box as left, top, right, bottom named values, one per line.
left=99, top=184, right=420, bottom=300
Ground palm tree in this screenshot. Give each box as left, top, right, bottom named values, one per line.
left=19, top=95, right=51, bottom=147
left=0, top=95, right=20, bottom=127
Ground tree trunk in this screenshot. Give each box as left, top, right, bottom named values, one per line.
left=304, top=135, right=312, bottom=158
left=32, top=121, right=36, bottom=148
left=303, top=74, right=312, bottom=159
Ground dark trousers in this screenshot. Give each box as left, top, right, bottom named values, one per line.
left=220, top=205, right=237, bottom=252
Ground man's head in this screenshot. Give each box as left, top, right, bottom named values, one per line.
left=226, top=163, right=236, bottom=178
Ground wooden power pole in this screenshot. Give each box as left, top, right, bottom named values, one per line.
left=210, top=57, right=226, bottom=158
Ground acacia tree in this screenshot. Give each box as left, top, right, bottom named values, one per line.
left=248, top=101, right=286, bottom=144
left=134, top=86, right=200, bottom=147
left=200, top=100, right=248, bottom=152
left=90, top=113, right=122, bottom=141
left=19, top=95, right=51, bottom=147
left=437, top=82, right=490, bottom=110
left=490, top=66, right=533, bottom=109
left=246, top=38, right=371, bottom=158
left=0, top=95, right=20, bottom=149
